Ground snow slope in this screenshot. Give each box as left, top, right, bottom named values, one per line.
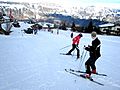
left=0, top=22, right=120, bottom=90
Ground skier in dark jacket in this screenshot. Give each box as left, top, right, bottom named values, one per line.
left=66, top=33, right=83, bottom=59
left=84, top=31, right=101, bottom=78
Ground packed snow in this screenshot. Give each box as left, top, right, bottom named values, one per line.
left=0, top=22, right=120, bottom=90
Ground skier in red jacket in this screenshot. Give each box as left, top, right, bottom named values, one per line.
left=66, top=33, right=83, bottom=59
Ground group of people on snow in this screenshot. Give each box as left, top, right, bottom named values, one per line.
left=66, top=31, right=101, bottom=78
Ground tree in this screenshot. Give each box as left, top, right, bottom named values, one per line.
left=59, top=21, right=67, bottom=30
left=71, top=22, right=76, bottom=32
left=87, top=19, right=93, bottom=33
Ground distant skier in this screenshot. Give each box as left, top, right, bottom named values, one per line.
left=84, top=31, right=101, bottom=78
left=66, top=33, right=83, bottom=59
left=70, top=32, right=73, bottom=38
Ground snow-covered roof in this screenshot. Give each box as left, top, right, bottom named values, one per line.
left=38, top=22, right=54, bottom=28
left=99, top=23, right=114, bottom=27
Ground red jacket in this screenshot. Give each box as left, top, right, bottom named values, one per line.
left=72, top=35, right=81, bottom=45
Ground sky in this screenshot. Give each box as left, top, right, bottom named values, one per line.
left=1, top=0, right=120, bottom=8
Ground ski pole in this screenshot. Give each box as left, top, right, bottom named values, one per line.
left=79, top=50, right=87, bottom=70
left=78, top=49, right=85, bottom=68
left=59, top=45, right=71, bottom=50
left=80, top=48, right=85, bottom=60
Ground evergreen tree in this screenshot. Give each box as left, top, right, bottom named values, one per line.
left=59, top=21, right=67, bottom=30
left=71, top=22, right=76, bottom=32
left=87, top=19, right=93, bottom=33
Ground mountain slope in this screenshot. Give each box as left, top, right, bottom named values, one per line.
left=0, top=22, right=120, bottom=90
left=0, top=1, right=120, bottom=22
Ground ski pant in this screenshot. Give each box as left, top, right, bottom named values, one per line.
left=68, top=44, right=80, bottom=58
left=85, top=56, right=99, bottom=75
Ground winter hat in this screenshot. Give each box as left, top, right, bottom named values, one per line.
left=91, top=31, right=97, bottom=37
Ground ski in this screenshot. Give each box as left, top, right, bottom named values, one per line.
left=60, top=53, right=76, bottom=56
left=79, top=74, right=104, bottom=86
left=80, top=74, right=93, bottom=81
left=65, top=69, right=104, bottom=86
left=69, top=69, right=107, bottom=76
left=60, top=53, right=69, bottom=55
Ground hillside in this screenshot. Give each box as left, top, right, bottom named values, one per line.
left=0, top=22, right=120, bottom=90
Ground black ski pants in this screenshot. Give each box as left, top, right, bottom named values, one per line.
left=68, top=44, right=80, bottom=58
left=85, top=56, right=99, bottom=75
